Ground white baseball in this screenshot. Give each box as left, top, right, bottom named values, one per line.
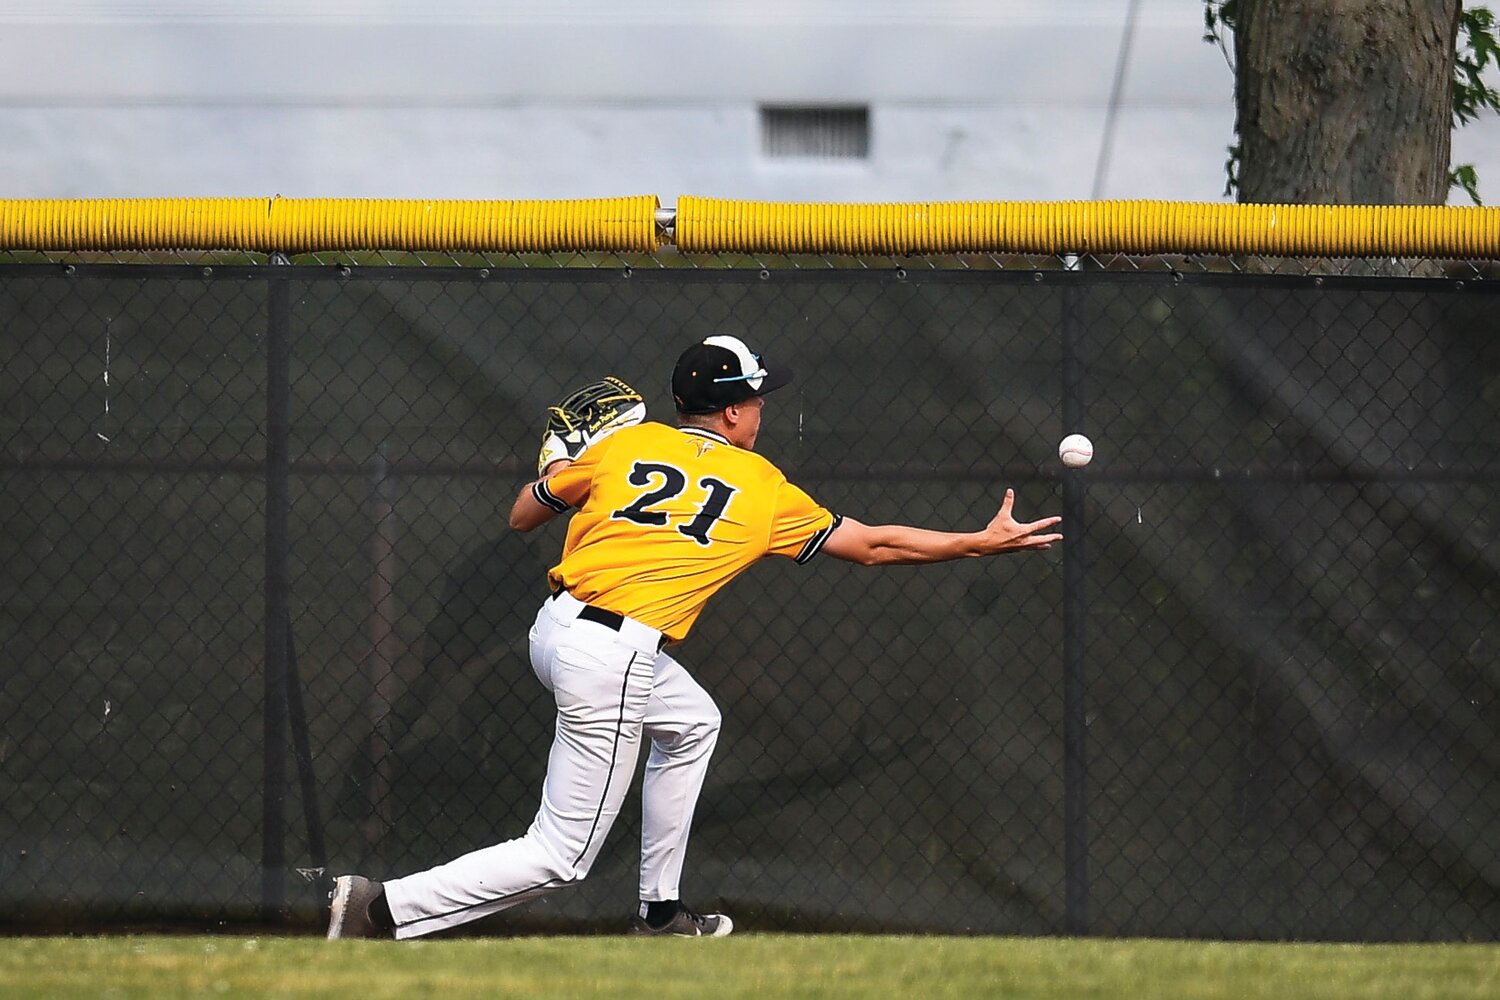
left=1058, top=433, right=1094, bottom=468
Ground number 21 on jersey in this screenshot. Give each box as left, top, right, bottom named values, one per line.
left=612, top=462, right=737, bottom=546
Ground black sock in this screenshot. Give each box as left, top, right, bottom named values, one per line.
left=644, top=900, right=679, bottom=928
left=369, top=888, right=395, bottom=933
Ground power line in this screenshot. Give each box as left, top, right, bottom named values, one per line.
left=1091, top=0, right=1142, bottom=199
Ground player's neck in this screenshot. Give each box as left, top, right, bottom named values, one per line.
left=678, top=417, right=752, bottom=450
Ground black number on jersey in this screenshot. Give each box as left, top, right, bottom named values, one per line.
left=612, top=463, right=738, bottom=546
left=679, top=477, right=735, bottom=546
left=613, top=463, right=685, bottom=526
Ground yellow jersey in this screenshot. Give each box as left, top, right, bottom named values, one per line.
left=530, top=422, right=840, bottom=640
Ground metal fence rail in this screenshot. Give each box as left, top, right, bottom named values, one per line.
left=1, top=252, right=1496, bottom=940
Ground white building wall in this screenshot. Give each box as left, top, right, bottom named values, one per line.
left=0, top=0, right=1495, bottom=205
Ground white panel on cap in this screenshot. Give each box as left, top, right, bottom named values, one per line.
left=704, top=334, right=766, bottom=390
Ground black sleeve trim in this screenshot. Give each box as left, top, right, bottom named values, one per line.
left=795, top=514, right=843, bottom=565
left=532, top=480, right=570, bottom=513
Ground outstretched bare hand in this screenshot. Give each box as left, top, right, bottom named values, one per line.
left=981, top=489, right=1063, bottom=554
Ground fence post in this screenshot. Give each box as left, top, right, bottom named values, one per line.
left=364, top=445, right=399, bottom=845
left=1061, top=279, right=1090, bottom=935
left=262, top=253, right=292, bottom=921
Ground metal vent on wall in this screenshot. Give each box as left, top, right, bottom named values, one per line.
left=760, top=105, right=870, bottom=159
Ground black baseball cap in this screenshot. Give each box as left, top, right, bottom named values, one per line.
left=671, top=335, right=793, bottom=414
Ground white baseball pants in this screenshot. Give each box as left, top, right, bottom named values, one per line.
left=381, top=590, right=721, bottom=939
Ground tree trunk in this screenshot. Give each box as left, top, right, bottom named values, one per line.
left=1234, top=0, right=1461, bottom=204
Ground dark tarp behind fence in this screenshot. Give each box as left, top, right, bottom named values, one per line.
left=1, top=259, right=1496, bottom=941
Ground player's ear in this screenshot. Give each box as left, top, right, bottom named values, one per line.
left=722, top=396, right=759, bottom=423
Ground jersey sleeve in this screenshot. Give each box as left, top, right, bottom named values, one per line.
left=766, top=479, right=842, bottom=564
left=530, top=432, right=617, bottom=512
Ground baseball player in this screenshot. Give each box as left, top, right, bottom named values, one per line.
left=327, top=333, right=1062, bottom=940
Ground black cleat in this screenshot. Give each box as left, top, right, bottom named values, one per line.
left=628, top=902, right=733, bottom=938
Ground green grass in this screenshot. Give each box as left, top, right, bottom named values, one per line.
left=1, top=935, right=1496, bottom=1000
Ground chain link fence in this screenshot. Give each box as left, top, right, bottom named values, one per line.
left=1, top=252, right=1497, bottom=940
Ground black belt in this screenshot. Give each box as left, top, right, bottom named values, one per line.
left=577, top=603, right=626, bottom=631
left=552, top=590, right=667, bottom=649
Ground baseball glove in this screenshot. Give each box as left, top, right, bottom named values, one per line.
left=537, top=375, right=646, bottom=475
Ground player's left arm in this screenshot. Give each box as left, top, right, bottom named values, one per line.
left=509, top=460, right=574, bottom=532
left=821, top=489, right=1061, bottom=566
